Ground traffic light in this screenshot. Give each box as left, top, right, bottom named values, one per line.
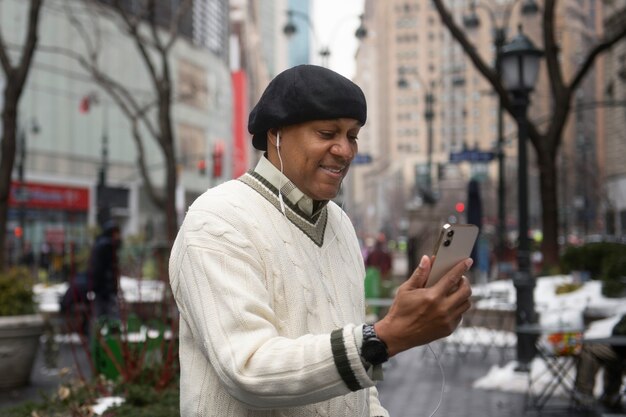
left=14, top=226, right=23, bottom=238
left=197, top=159, right=206, bottom=175
left=455, top=202, right=465, bottom=213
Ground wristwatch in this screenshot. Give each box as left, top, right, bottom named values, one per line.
left=361, top=324, right=389, bottom=366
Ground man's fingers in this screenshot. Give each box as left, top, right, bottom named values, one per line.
left=404, top=255, right=431, bottom=289
left=432, top=258, right=473, bottom=295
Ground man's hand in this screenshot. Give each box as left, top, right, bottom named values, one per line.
left=373, top=255, right=473, bottom=357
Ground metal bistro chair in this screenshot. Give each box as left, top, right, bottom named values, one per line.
left=526, top=329, right=584, bottom=412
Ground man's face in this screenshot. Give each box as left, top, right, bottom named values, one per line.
left=267, top=118, right=361, bottom=201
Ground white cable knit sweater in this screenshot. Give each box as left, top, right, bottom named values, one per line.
left=169, top=163, right=389, bottom=417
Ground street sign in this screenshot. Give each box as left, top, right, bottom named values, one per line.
left=449, top=150, right=495, bottom=163
left=353, top=153, right=373, bottom=164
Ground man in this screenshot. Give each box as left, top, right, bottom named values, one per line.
left=574, top=313, right=626, bottom=411
left=169, top=65, right=472, bottom=416
left=89, top=220, right=121, bottom=321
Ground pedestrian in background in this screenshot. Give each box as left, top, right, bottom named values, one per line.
left=169, top=64, right=473, bottom=417
left=88, top=220, right=122, bottom=321
left=366, top=233, right=393, bottom=281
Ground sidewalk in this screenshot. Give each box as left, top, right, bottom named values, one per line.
left=0, top=336, right=609, bottom=416
left=0, top=337, right=92, bottom=412
left=378, top=340, right=599, bottom=417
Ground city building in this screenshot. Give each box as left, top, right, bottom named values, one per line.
left=602, top=0, right=626, bottom=237
left=3, top=0, right=232, bottom=264
left=350, top=0, right=613, bottom=258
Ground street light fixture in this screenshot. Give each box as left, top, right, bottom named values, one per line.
left=283, top=10, right=298, bottom=37
left=500, top=25, right=543, bottom=371
left=283, top=10, right=367, bottom=68
left=354, top=14, right=368, bottom=41
left=464, top=0, right=539, bottom=28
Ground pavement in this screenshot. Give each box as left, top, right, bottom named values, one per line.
left=377, top=340, right=602, bottom=417
left=0, top=335, right=93, bottom=412
left=1, top=334, right=615, bottom=416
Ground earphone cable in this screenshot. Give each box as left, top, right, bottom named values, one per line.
left=426, top=343, right=446, bottom=417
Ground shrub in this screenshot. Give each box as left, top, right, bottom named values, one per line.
left=0, top=266, right=36, bottom=316
left=600, top=253, right=626, bottom=298
left=3, top=378, right=180, bottom=417
left=560, top=242, right=626, bottom=279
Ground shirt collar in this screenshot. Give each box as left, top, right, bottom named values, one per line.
left=253, top=155, right=328, bottom=216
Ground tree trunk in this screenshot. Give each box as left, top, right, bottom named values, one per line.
left=0, top=0, right=43, bottom=271
left=0, top=87, right=19, bottom=270
left=159, top=94, right=178, bottom=246
left=537, top=143, right=560, bottom=269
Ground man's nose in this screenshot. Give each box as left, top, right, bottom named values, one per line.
left=331, top=137, right=356, bottom=160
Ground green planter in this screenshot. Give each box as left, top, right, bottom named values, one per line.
left=0, top=267, right=43, bottom=389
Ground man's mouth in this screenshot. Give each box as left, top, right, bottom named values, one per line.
left=320, top=165, right=346, bottom=175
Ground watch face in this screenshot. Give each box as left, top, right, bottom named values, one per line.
left=363, top=339, right=389, bottom=364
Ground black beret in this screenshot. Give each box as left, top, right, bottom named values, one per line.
left=248, top=65, right=367, bottom=150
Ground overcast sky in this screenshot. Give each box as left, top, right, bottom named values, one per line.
left=312, top=0, right=365, bottom=78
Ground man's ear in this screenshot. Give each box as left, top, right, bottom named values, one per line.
left=268, top=129, right=279, bottom=148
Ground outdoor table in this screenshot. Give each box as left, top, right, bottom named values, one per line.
left=582, top=335, right=626, bottom=346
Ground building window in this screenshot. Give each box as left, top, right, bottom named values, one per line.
left=178, top=123, right=206, bottom=171
left=178, top=59, right=209, bottom=110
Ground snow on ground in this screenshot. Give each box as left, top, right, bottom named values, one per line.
left=470, top=274, right=626, bottom=396
left=34, top=276, right=165, bottom=313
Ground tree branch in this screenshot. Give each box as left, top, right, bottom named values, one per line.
left=164, top=0, right=193, bottom=51
left=570, top=8, right=626, bottom=90
left=431, top=0, right=513, bottom=113
left=0, top=0, right=44, bottom=85
left=131, top=121, right=165, bottom=210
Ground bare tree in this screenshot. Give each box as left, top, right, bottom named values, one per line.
left=64, top=0, right=193, bottom=247
left=432, top=0, right=626, bottom=269
left=0, top=0, right=44, bottom=271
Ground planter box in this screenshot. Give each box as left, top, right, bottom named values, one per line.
left=0, top=314, right=45, bottom=389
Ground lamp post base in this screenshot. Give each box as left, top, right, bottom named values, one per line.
left=514, top=269, right=537, bottom=371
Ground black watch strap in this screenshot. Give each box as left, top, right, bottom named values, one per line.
left=363, top=323, right=378, bottom=341
left=361, top=324, right=389, bottom=365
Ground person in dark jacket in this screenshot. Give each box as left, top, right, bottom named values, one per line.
left=88, top=220, right=122, bottom=321
left=574, top=313, right=626, bottom=411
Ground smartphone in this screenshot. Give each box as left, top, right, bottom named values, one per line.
left=425, top=223, right=479, bottom=287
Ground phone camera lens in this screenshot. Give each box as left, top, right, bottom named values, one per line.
left=444, top=240, right=451, bottom=247
left=447, top=230, right=454, bottom=237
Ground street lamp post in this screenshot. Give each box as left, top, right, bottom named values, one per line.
left=424, top=92, right=434, bottom=194
left=463, top=0, right=538, bottom=268
left=96, top=120, right=110, bottom=227
left=500, top=26, right=543, bottom=371
left=17, top=128, right=27, bottom=256
left=397, top=69, right=437, bottom=205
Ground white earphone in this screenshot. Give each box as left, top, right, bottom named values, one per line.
left=276, top=130, right=286, bottom=215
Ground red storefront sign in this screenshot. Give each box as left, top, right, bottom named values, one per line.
left=9, top=181, right=89, bottom=211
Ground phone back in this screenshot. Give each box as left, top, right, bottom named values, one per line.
left=426, top=223, right=479, bottom=287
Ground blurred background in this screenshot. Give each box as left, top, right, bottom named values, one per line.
left=1, top=0, right=625, bottom=283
